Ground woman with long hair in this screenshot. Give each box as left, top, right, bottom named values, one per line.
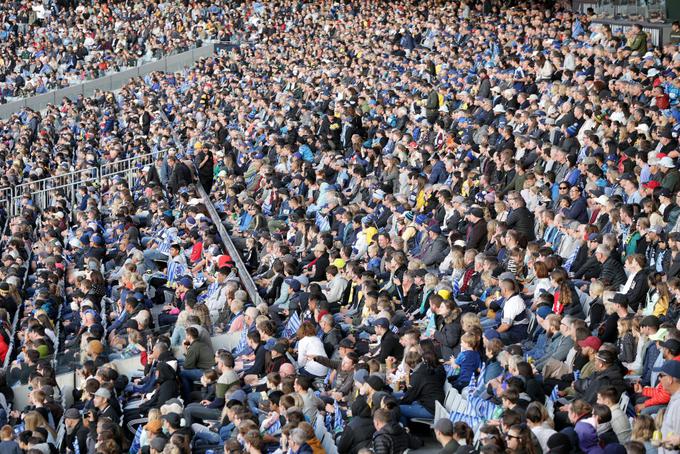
left=24, top=410, right=57, bottom=443
left=398, top=349, right=445, bottom=427
left=434, top=299, right=463, bottom=360
left=550, top=268, right=584, bottom=318
left=506, top=424, right=537, bottom=454
left=526, top=402, right=556, bottom=453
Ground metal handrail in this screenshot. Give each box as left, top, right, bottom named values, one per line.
left=158, top=111, right=263, bottom=307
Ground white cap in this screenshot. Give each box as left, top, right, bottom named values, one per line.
left=595, top=195, right=609, bottom=205
left=660, top=157, right=675, bottom=168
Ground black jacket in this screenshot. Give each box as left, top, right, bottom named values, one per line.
left=434, top=317, right=462, bottom=360
left=337, top=397, right=375, bottom=454
left=139, top=362, right=179, bottom=414
left=167, top=161, right=193, bottom=194
left=375, top=330, right=404, bottom=362
left=599, top=257, right=627, bottom=289
left=618, top=270, right=648, bottom=312
left=465, top=219, right=487, bottom=251
left=576, top=365, right=627, bottom=405
left=65, top=420, right=88, bottom=454
left=505, top=207, right=535, bottom=240
left=572, top=255, right=601, bottom=280
left=400, top=363, right=446, bottom=414
left=372, top=421, right=410, bottom=454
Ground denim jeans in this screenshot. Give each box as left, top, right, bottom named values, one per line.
left=193, top=422, right=233, bottom=447
left=180, top=368, right=205, bottom=399
left=399, top=401, right=433, bottom=426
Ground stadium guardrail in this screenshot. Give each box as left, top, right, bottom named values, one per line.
left=0, top=44, right=216, bottom=120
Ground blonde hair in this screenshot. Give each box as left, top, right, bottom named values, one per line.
left=424, top=273, right=439, bottom=289
left=461, top=332, right=478, bottom=349
left=589, top=280, right=605, bottom=297
left=618, top=317, right=633, bottom=336
left=461, top=312, right=481, bottom=332
left=451, top=249, right=465, bottom=270
left=632, top=415, right=656, bottom=441
left=24, top=411, right=56, bottom=439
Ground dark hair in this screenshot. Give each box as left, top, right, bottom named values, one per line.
left=597, top=386, right=620, bottom=404
left=295, top=375, right=313, bottom=391
left=593, top=404, right=612, bottom=423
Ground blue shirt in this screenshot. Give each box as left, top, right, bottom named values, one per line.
left=454, top=350, right=482, bottom=386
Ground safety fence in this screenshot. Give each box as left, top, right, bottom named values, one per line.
left=0, top=44, right=217, bottom=120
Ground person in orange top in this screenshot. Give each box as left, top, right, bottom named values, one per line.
left=634, top=338, right=680, bottom=414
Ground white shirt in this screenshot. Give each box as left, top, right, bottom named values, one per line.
left=502, top=294, right=527, bottom=326
left=297, top=335, right=328, bottom=377
left=532, top=425, right=557, bottom=453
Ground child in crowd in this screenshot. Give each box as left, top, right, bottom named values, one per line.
left=448, top=332, right=482, bottom=391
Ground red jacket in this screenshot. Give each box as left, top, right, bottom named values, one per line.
left=642, top=353, right=680, bottom=407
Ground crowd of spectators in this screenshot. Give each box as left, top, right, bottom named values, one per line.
left=3, top=1, right=680, bottom=454
left=0, top=0, right=240, bottom=103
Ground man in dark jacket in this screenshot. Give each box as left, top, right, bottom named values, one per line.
left=372, top=408, right=410, bottom=454
left=337, top=396, right=376, bottom=454
left=64, top=408, right=89, bottom=454
left=596, top=245, right=627, bottom=289
left=418, top=224, right=449, bottom=267
left=371, top=318, right=404, bottom=362
left=179, top=327, right=215, bottom=399
left=465, top=207, right=487, bottom=250
left=575, top=350, right=627, bottom=404
left=167, top=154, right=193, bottom=195
left=505, top=191, right=535, bottom=240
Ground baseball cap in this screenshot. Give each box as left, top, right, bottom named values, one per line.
left=162, top=412, right=182, bottom=428
left=366, top=375, right=385, bottom=391
left=650, top=328, right=669, bottom=341
left=374, top=317, right=390, bottom=329
left=659, top=360, right=680, bottom=379
left=150, top=437, right=167, bottom=452
left=354, top=369, right=369, bottom=384
left=434, top=418, right=454, bottom=436
left=428, top=224, right=442, bottom=234
left=660, top=157, right=675, bottom=168
left=578, top=336, right=602, bottom=351
left=94, top=388, right=111, bottom=399
left=285, top=278, right=302, bottom=292
left=178, top=276, right=193, bottom=288
left=660, top=339, right=680, bottom=355
left=64, top=408, right=81, bottom=420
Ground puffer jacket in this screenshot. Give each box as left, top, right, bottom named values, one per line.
left=371, top=422, right=410, bottom=454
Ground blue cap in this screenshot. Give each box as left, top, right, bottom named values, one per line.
left=660, top=360, right=680, bottom=379
left=285, top=278, right=301, bottom=292
left=178, top=276, right=193, bottom=288
left=537, top=306, right=552, bottom=319
left=483, top=328, right=501, bottom=341
left=415, top=214, right=429, bottom=225
left=428, top=224, right=442, bottom=234
left=374, top=317, right=390, bottom=329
